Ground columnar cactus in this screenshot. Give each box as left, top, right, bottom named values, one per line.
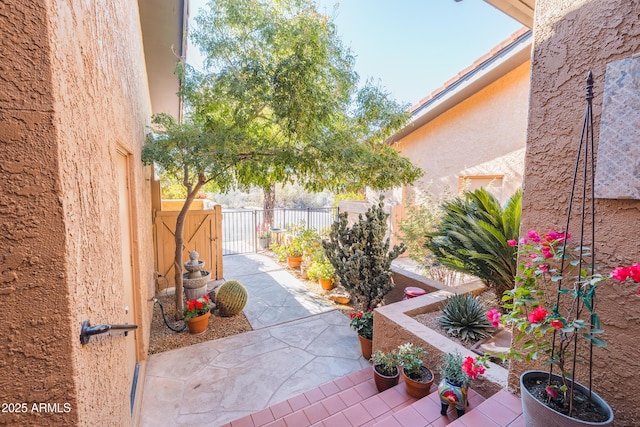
left=215, top=280, right=249, bottom=317
left=322, top=198, right=405, bottom=310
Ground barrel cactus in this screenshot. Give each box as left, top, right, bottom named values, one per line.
left=215, top=280, right=248, bottom=317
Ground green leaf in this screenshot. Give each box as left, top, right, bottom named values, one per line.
left=583, top=333, right=607, bottom=347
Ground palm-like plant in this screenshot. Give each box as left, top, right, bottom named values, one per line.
left=425, top=188, right=521, bottom=295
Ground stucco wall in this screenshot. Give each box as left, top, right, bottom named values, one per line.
left=396, top=61, right=530, bottom=204
left=0, top=1, right=155, bottom=426
left=0, top=2, right=78, bottom=425
left=515, top=1, right=640, bottom=425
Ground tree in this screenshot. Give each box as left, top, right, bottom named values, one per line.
left=143, top=0, right=422, bottom=317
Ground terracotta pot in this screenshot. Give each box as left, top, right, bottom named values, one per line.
left=520, top=370, right=614, bottom=427
left=401, top=366, right=434, bottom=399
left=373, top=365, right=399, bottom=392
left=438, top=378, right=469, bottom=417
left=287, top=255, right=302, bottom=268
left=358, top=335, right=372, bottom=360
left=319, top=278, right=334, bottom=290
left=186, top=311, right=211, bottom=335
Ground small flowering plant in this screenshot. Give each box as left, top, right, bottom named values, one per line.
left=183, top=295, right=212, bottom=321
left=492, top=229, right=608, bottom=413
left=611, top=263, right=640, bottom=293
left=349, top=310, right=373, bottom=340
left=439, top=351, right=488, bottom=387
left=256, top=223, right=271, bottom=239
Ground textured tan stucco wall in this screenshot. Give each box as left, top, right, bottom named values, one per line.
left=513, top=1, right=640, bottom=425
left=1, top=1, right=155, bottom=426
left=396, top=62, right=530, bottom=203
left=0, top=2, right=78, bottom=425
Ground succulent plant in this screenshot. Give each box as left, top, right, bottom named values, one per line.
left=215, top=280, right=248, bottom=317
left=438, top=293, right=493, bottom=341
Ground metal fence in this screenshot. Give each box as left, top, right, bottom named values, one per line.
left=221, top=207, right=339, bottom=255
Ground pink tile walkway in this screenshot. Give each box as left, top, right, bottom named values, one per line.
left=222, top=368, right=525, bottom=427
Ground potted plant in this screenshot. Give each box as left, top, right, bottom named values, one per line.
left=371, top=348, right=400, bottom=392
left=397, top=343, right=434, bottom=398
left=308, top=258, right=335, bottom=290
left=349, top=310, right=373, bottom=360
left=183, top=294, right=212, bottom=334
left=437, top=351, right=486, bottom=417
left=487, top=229, right=616, bottom=426
left=256, top=223, right=271, bottom=249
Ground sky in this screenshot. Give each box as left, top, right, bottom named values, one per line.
left=187, top=0, right=523, bottom=107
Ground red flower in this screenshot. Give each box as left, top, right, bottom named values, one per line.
left=630, top=264, right=640, bottom=283
left=507, top=239, right=517, bottom=247
left=461, top=356, right=485, bottom=380
left=546, top=386, right=559, bottom=398
left=357, top=312, right=363, bottom=318
left=550, top=319, right=563, bottom=330
left=203, top=294, right=210, bottom=302
left=539, top=264, right=549, bottom=272
left=349, top=312, right=356, bottom=319
left=611, top=267, right=630, bottom=282
left=486, top=309, right=501, bottom=328
left=528, top=306, right=547, bottom=324
left=195, top=301, right=203, bottom=309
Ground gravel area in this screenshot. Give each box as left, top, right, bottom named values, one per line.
left=148, top=293, right=253, bottom=355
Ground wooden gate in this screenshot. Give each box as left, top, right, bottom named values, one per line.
left=153, top=206, right=223, bottom=292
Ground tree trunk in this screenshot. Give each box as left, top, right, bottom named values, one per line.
left=263, top=184, right=276, bottom=227
left=173, top=183, right=204, bottom=320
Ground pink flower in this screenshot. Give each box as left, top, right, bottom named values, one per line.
left=539, top=264, right=549, bottom=272
left=486, top=309, right=501, bottom=328
left=529, top=253, right=538, bottom=259
left=461, top=357, right=485, bottom=380
left=541, top=247, right=553, bottom=259
left=525, top=262, right=533, bottom=268
left=546, top=386, right=559, bottom=398
left=507, top=239, right=517, bottom=247
left=550, top=319, right=563, bottom=330
left=528, top=306, right=547, bottom=324
left=630, top=264, right=640, bottom=283
left=611, top=267, right=630, bottom=282
left=527, top=230, right=541, bottom=243
left=519, top=238, right=527, bottom=245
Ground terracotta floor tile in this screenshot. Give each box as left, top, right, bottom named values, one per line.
left=219, top=424, right=232, bottom=427
left=320, top=381, right=341, bottom=397
left=506, top=414, right=526, bottom=427
left=338, top=387, right=364, bottom=406
left=361, top=394, right=392, bottom=419
left=445, top=419, right=466, bottom=427
left=391, top=400, right=415, bottom=412
left=393, top=406, right=428, bottom=427
left=305, top=387, right=326, bottom=404
left=349, top=368, right=373, bottom=385
left=270, top=400, right=293, bottom=419
left=321, top=394, right=348, bottom=415
left=493, top=390, right=523, bottom=416
left=283, top=410, right=311, bottom=427
left=380, top=387, right=412, bottom=409
left=303, top=402, right=330, bottom=424
left=428, top=416, right=452, bottom=427
left=343, top=403, right=374, bottom=426
left=475, top=398, right=519, bottom=426
left=412, top=396, right=444, bottom=423
left=252, top=408, right=275, bottom=426
left=324, top=412, right=352, bottom=427
left=263, top=420, right=287, bottom=427
left=355, top=380, right=379, bottom=400
left=372, top=415, right=402, bottom=427
left=335, top=376, right=356, bottom=391
left=231, top=414, right=255, bottom=427
left=467, top=393, right=485, bottom=410
left=288, top=394, right=311, bottom=412
left=457, top=409, right=500, bottom=427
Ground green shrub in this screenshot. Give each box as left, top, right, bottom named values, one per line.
left=438, top=293, right=493, bottom=341
left=425, top=188, right=521, bottom=295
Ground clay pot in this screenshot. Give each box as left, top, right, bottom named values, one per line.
left=186, top=311, right=211, bottom=335
left=319, top=278, right=334, bottom=290
left=287, top=255, right=302, bottom=268
left=358, top=335, right=372, bottom=360
left=402, top=366, right=434, bottom=399
left=373, top=365, right=399, bottom=392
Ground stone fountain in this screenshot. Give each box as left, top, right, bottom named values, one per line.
left=183, top=251, right=212, bottom=300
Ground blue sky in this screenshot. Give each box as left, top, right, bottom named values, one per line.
left=187, top=0, right=523, bottom=106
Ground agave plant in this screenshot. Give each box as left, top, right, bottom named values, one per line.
left=438, top=293, right=493, bottom=341
left=425, top=188, right=521, bottom=296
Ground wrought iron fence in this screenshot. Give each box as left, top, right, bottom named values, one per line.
left=221, top=207, right=339, bottom=255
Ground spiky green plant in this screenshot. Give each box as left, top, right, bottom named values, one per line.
left=425, top=188, right=521, bottom=295
left=215, top=280, right=248, bottom=317
left=438, top=294, right=493, bottom=341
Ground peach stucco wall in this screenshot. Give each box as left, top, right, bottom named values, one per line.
left=514, top=1, right=640, bottom=425
left=1, top=1, right=154, bottom=426
left=395, top=61, right=530, bottom=204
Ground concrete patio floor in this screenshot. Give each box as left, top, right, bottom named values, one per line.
left=138, top=253, right=369, bottom=427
